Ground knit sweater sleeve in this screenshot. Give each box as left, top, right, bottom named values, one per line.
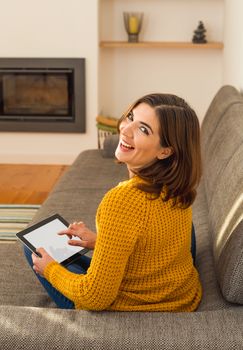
left=44, top=181, right=145, bottom=310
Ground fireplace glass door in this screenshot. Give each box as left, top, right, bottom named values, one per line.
left=0, top=70, right=73, bottom=119
left=0, top=58, right=85, bottom=133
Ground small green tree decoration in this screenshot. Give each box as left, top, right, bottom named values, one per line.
left=192, top=21, right=207, bottom=44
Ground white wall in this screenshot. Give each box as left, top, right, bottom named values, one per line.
left=0, top=0, right=226, bottom=164
left=223, top=0, right=243, bottom=90
left=0, top=0, right=99, bottom=164
left=99, top=0, right=224, bottom=124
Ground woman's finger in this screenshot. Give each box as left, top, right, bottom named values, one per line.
left=33, top=265, right=38, bottom=274
left=70, top=222, right=84, bottom=228
left=58, top=228, right=76, bottom=237
left=68, top=239, right=87, bottom=247
left=58, top=231, right=73, bottom=239
left=58, top=228, right=73, bottom=235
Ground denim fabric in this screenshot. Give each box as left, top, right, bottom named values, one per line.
left=24, top=246, right=91, bottom=309
left=191, top=223, right=196, bottom=265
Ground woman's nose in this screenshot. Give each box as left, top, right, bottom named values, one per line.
left=120, top=122, right=133, bottom=138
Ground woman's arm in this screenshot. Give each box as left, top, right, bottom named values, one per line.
left=43, top=183, right=146, bottom=310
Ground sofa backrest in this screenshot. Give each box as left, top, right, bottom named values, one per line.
left=201, top=85, right=243, bottom=155
left=201, top=85, right=243, bottom=304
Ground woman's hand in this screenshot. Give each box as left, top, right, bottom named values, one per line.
left=32, top=248, right=54, bottom=276
left=58, top=221, right=97, bottom=250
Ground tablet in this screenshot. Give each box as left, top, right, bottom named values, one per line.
left=16, top=213, right=88, bottom=266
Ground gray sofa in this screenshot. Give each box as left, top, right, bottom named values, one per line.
left=0, top=85, right=243, bottom=349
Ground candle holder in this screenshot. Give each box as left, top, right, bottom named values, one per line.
left=123, top=12, right=143, bottom=43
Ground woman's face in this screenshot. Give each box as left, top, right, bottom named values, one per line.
left=115, top=102, right=170, bottom=172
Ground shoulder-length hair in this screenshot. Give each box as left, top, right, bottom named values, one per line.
left=117, top=93, right=202, bottom=208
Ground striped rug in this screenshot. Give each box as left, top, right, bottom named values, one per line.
left=0, top=204, right=40, bottom=241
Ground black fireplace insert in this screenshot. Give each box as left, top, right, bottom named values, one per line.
left=0, top=58, right=85, bottom=133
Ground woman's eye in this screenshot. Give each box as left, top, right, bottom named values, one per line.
left=127, top=113, right=133, bottom=121
left=140, top=126, right=149, bottom=135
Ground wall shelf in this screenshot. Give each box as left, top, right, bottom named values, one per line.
left=99, top=0, right=224, bottom=123
left=100, top=41, right=224, bottom=49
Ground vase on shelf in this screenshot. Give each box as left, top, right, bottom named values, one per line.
left=123, top=12, right=143, bottom=43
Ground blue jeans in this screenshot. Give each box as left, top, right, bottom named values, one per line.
left=24, top=225, right=196, bottom=309
left=24, top=246, right=91, bottom=309
left=191, top=223, right=196, bottom=265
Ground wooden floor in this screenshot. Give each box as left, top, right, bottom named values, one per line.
left=0, top=164, right=68, bottom=204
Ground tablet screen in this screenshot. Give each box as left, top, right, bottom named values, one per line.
left=17, top=215, right=86, bottom=264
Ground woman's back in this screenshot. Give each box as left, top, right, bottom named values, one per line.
left=95, top=177, right=202, bottom=312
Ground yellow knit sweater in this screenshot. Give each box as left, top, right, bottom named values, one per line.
left=44, top=176, right=202, bottom=311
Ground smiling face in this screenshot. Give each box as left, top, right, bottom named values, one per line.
left=115, top=102, right=172, bottom=173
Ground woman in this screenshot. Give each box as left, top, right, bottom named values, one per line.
left=25, top=93, right=202, bottom=311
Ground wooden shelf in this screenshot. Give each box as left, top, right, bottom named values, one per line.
left=100, top=41, right=224, bottom=49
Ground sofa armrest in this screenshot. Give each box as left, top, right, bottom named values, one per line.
left=102, top=134, right=119, bottom=158
left=1, top=306, right=243, bottom=349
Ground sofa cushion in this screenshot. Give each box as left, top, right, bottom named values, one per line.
left=0, top=241, right=56, bottom=308
left=192, top=183, right=232, bottom=311
left=217, top=220, right=243, bottom=304
left=102, top=134, right=119, bottom=158
left=1, top=305, right=243, bottom=349
left=49, top=149, right=127, bottom=193
left=201, top=85, right=242, bottom=156
left=202, top=103, right=243, bottom=205
left=201, top=86, right=243, bottom=304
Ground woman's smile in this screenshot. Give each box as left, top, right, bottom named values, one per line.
left=119, top=139, right=135, bottom=152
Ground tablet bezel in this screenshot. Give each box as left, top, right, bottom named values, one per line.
left=16, top=213, right=89, bottom=266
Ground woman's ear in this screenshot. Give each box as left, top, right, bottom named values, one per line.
left=157, top=147, right=173, bottom=160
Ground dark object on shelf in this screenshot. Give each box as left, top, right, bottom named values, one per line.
left=192, top=21, right=207, bottom=44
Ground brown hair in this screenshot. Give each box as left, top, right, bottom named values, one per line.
left=118, top=93, right=202, bottom=208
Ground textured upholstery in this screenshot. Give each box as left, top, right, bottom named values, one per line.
left=0, top=86, right=243, bottom=348
left=102, top=134, right=119, bottom=158
left=200, top=86, right=243, bottom=304
left=1, top=306, right=243, bottom=350
left=201, top=85, right=242, bottom=155
left=217, top=220, right=243, bottom=303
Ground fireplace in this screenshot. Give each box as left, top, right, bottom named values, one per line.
left=0, top=58, right=85, bottom=133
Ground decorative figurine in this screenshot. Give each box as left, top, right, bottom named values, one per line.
left=192, top=21, right=207, bottom=44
